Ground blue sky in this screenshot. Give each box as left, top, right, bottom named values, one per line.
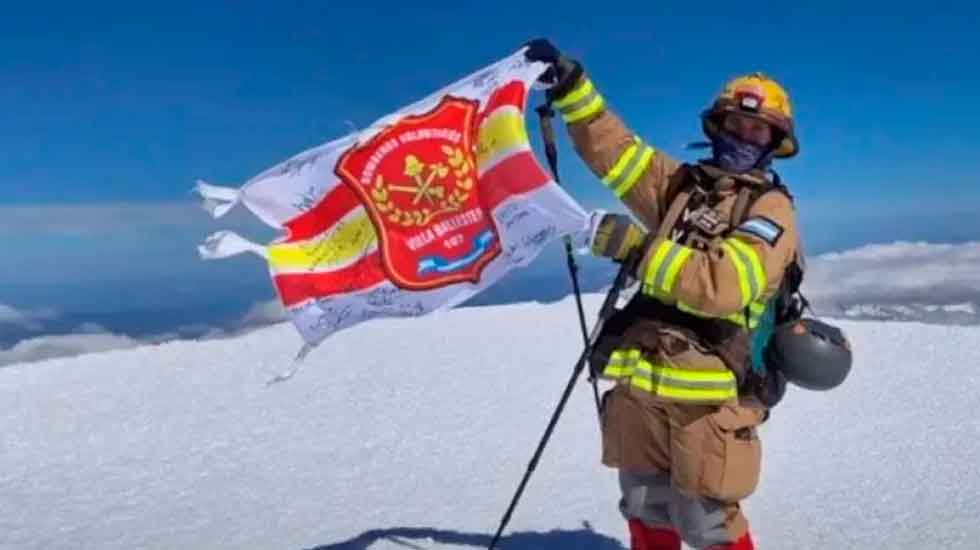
left=2, top=3, right=978, bottom=341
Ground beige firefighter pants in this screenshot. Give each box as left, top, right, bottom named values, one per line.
left=600, top=384, right=765, bottom=547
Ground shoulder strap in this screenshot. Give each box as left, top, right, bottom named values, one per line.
left=655, top=164, right=699, bottom=239
left=729, top=169, right=793, bottom=227
left=730, top=186, right=756, bottom=228
left=656, top=189, right=692, bottom=239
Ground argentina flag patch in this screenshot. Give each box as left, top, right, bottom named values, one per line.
left=734, top=216, right=784, bottom=246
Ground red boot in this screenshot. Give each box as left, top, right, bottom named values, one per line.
left=707, top=531, right=755, bottom=550
left=627, top=519, right=681, bottom=550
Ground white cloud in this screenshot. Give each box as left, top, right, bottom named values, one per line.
left=0, top=298, right=290, bottom=367
left=804, top=241, right=980, bottom=322
left=238, top=299, right=289, bottom=329
left=0, top=303, right=59, bottom=331
left=0, top=331, right=142, bottom=367
left=0, top=201, right=272, bottom=237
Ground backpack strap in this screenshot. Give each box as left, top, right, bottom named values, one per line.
left=730, top=186, right=756, bottom=228
left=656, top=188, right=692, bottom=239
left=729, top=168, right=793, bottom=227
left=654, top=164, right=699, bottom=239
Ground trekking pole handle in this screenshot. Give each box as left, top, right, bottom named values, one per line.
left=535, top=104, right=560, bottom=183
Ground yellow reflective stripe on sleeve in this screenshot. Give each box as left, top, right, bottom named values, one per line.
left=662, top=245, right=693, bottom=294
left=642, top=240, right=693, bottom=297
left=553, top=79, right=594, bottom=109
left=602, top=138, right=655, bottom=198
left=642, top=240, right=673, bottom=295
left=554, top=79, right=606, bottom=123
left=614, top=146, right=655, bottom=198
left=562, top=95, right=605, bottom=123
left=723, top=237, right=767, bottom=306
left=268, top=214, right=377, bottom=271
left=602, top=140, right=639, bottom=185
left=729, top=237, right=766, bottom=289
left=720, top=241, right=751, bottom=308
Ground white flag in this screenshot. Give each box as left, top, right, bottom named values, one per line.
left=199, top=49, right=590, bottom=347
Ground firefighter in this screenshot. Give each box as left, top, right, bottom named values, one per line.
left=525, top=39, right=803, bottom=550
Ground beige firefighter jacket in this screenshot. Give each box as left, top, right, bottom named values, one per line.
left=555, top=72, right=800, bottom=403
left=554, top=73, right=803, bottom=497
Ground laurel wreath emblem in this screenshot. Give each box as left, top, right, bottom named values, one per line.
left=370, top=145, right=475, bottom=227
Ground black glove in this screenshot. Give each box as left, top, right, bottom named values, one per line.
left=524, top=38, right=562, bottom=65
left=522, top=38, right=583, bottom=99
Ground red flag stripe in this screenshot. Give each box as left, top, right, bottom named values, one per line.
left=480, top=150, right=552, bottom=212
left=273, top=252, right=387, bottom=307
left=283, top=183, right=362, bottom=243
left=281, top=81, right=527, bottom=244
left=481, top=80, right=527, bottom=117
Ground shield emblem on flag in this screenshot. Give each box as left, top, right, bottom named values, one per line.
left=335, top=96, right=501, bottom=290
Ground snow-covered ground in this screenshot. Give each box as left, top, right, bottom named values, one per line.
left=1, top=295, right=978, bottom=550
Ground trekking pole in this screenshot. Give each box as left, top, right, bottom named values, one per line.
left=487, top=256, right=633, bottom=550
left=535, top=103, right=602, bottom=416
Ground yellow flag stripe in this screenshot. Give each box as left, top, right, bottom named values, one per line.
left=269, top=213, right=377, bottom=272
left=476, top=107, right=530, bottom=171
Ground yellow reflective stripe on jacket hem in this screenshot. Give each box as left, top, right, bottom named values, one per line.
left=602, top=349, right=737, bottom=403
left=630, top=377, right=737, bottom=402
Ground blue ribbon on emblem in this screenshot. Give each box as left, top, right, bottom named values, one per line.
left=417, top=230, right=496, bottom=274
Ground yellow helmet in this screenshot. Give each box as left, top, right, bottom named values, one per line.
left=701, top=72, right=798, bottom=158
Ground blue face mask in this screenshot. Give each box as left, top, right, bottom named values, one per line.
left=711, top=131, right=771, bottom=173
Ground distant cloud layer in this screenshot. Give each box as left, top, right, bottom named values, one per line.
left=0, top=303, right=60, bottom=331
left=804, top=241, right=980, bottom=322
left=239, top=300, right=289, bottom=328
left=0, top=332, right=143, bottom=366
left=0, top=301, right=290, bottom=367
left=0, top=200, right=275, bottom=234
left=5, top=241, right=980, bottom=367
